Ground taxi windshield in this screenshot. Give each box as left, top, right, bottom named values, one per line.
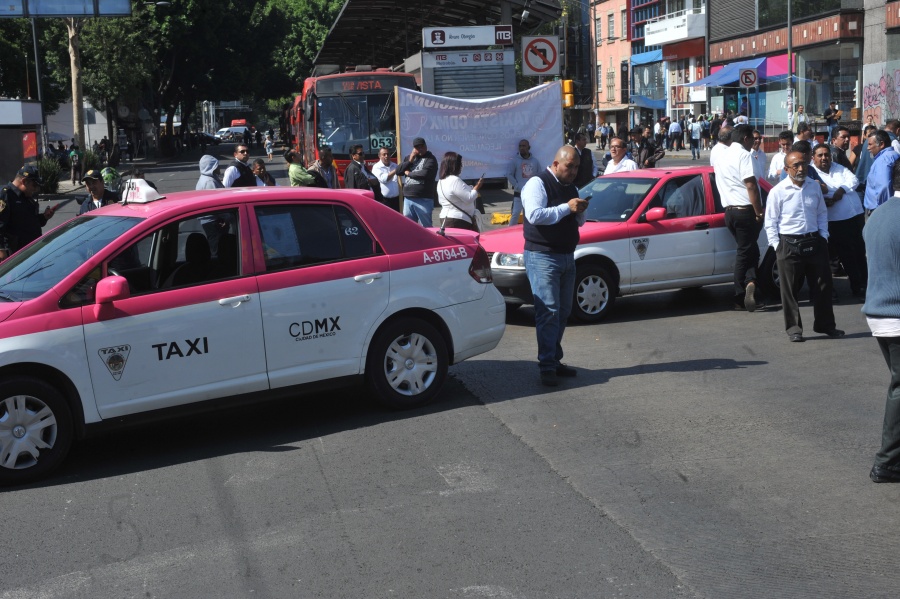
left=580, top=177, right=656, bottom=222
left=0, top=215, right=140, bottom=302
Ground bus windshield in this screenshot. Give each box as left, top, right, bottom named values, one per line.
left=316, top=92, right=396, bottom=160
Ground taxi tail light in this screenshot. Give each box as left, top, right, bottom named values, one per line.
left=469, top=245, right=493, bottom=283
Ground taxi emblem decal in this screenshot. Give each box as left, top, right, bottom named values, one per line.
left=99, top=345, right=131, bottom=381
left=632, top=238, right=649, bottom=260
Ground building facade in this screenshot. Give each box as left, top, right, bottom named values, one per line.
left=592, top=0, right=632, bottom=133
left=704, top=0, right=864, bottom=129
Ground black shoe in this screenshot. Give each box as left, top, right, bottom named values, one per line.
left=870, top=465, right=900, bottom=483
left=540, top=370, right=558, bottom=387
left=814, top=328, right=845, bottom=338
left=744, top=281, right=758, bottom=312
left=556, top=364, right=577, bottom=377
left=789, top=332, right=805, bottom=342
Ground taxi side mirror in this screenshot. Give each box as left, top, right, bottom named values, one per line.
left=95, top=276, right=130, bottom=304
left=644, top=207, right=667, bottom=222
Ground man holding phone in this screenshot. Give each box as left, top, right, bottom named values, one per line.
left=522, top=145, right=589, bottom=387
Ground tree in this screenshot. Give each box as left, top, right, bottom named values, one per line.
left=0, top=19, right=66, bottom=115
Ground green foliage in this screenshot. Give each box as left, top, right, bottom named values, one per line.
left=82, top=150, right=100, bottom=173
left=3, top=0, right=346, bottom=130
left=37, top=158, right=61, bottom=194
left=0, top=18, right=67, bottom=113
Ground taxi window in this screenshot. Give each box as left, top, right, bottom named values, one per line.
left=61, top=209, right=242, bottom=305
left=581, top=178, right=655, bottom=222
left=644, top=175, right=707, bottom=218
left=0, top=216, right=139, bottom=303
left=254, top=204, right=378, bottom=273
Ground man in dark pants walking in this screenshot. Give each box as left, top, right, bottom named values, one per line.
left=864, top=161, right=900, bottom=483
left=713, top=125, right=764, bottom=311
left=764, top=151, right=843, bottom=342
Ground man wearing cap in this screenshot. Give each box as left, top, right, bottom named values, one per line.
left=77, top=169, right=118, bottom=215
left=0, top=166, right=55, bottom=259
left=397, top=137, right=438, bottom=227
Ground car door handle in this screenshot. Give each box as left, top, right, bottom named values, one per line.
left=694, top=222, right=710, bottom=230
left=354, top=272, right=382, bottom=284
left=218, top=294, right=252, bottom=307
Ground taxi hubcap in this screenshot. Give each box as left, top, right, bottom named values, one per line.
left=578, top=275, right=609, bottom=314
left=0, top=395, right=58, bottom=470
left=385, top=333, right=438, bottom=397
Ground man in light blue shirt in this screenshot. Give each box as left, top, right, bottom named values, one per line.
left=864, top=130, right=899, bottom=215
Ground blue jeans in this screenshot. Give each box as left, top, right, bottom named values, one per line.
left=509, top=195, right=523, bottom=227
left=403, top=197, right=433, bottom=227
left=525, top=250, right=576, bottom=372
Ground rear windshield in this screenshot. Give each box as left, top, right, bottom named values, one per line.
left=0, top=216, right=140, bottom=302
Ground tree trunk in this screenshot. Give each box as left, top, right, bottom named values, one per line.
left=65, top=18, right=84, bottom=149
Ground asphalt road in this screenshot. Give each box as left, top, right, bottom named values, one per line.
left=6, top=144, right=897, bottom=598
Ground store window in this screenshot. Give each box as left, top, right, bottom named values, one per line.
left=758, top=0, right=840, bottom=29
left=798, top=42, right=861, bottom=116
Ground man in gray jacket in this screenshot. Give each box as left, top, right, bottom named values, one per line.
left=196, top=155, right=223, bottom=190
left=507, top=139, right=541, bottom=226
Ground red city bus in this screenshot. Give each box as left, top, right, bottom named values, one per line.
left=289, top=69, right=418, bottom=184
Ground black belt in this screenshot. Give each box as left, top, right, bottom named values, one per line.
left=725, top=205, right=753, bottom=210
left=513, top=193, right=521, bottom=197
left=782, top=232, right=819, bottom=240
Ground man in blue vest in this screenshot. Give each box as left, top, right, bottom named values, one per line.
left=522, top=145, right=589, bottom=386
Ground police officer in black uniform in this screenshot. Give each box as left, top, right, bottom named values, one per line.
left=0, top=165, right=55, bottom=260
left=77, top=169, right=119, bottom=215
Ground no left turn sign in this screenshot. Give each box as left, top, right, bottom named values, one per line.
left=739, top=68, right=758, bottom=88
left=522, top=36, right=559, bottom=76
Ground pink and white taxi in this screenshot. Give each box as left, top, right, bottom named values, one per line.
left=0, top=184, right=505, bottom=484
left=482, top=166, right=774, bottom=322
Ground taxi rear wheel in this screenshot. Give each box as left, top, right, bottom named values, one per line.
left=572, top=264, right=617, bottom=323
left=0, top=377, right=74, bottom=486
left=367, top=317, right=449, bottom=410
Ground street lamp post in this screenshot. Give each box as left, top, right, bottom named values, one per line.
left=787, top=0, right=794, bottom=126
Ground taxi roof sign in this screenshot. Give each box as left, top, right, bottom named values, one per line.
left=122, top=180, right=165, bottom=204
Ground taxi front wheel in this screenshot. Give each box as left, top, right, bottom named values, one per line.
left=572, top=264, right=617, bottom=323
left=367, top=317, right=449, bottom=410
left=0, top=377, right=74, bottom=486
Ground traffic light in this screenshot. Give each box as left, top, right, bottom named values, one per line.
left=562, top=80, right=574, bottom=108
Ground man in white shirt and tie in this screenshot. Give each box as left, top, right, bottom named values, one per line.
left=764, top=150, right=844, bottom=342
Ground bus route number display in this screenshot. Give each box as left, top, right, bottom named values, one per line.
left=369, top=135, right=394, bottom=150
left=315, top=77, right=416, bottom=95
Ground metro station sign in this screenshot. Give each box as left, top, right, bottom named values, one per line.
left=423, top=25, right=513, bottom=49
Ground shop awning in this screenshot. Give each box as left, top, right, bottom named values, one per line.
left=630, top=95, right=667, bottom=110
left=686, top=57, right=765, bottom=87
left=631, top=49, right=663, bottom=66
